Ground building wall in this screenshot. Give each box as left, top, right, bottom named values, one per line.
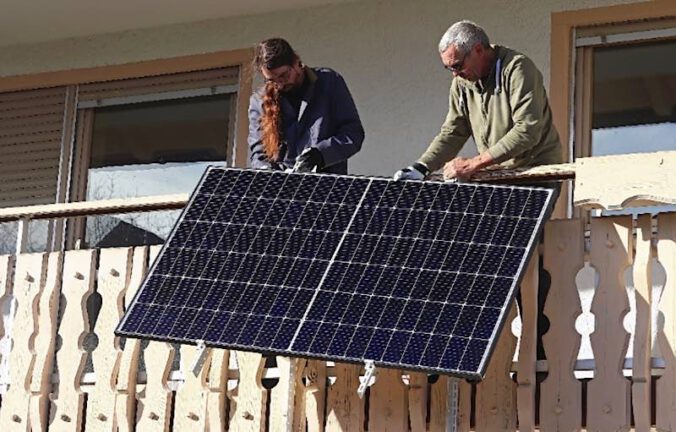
left=0, top=0, right=639, bottom=176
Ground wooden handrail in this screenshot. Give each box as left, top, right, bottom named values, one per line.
left=0, top=163, right=578, bottom=223
left=0, top=193, right=189, bottom=222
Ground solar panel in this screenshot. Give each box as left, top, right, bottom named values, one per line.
left=116, top=167, right=553, bottom=379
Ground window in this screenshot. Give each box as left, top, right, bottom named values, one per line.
left=70, top=68, right=239, bottom=248
left=573, top=21, right=676, bottom=215
left=0, top=50, right=253, bottom=253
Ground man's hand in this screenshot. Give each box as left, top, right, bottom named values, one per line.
left=393, top=162, right=430, bottom=181
left=293, top=147, right=324, bottom=173
left=443, top=152, right=495, bottom=181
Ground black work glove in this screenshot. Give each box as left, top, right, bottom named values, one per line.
left=293, top=147, right=324, bottom=173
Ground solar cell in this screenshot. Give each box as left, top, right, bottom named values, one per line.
left=116, top=167, right=553, bottom=379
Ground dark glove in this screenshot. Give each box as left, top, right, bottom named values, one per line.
left=393, top=162, right=430, bottom=181
left=293, top=147, right=324, bottom=173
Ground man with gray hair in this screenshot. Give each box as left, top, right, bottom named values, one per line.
left=394, top=20, right=562, bottom=181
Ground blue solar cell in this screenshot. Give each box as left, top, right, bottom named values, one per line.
left=413, top=183, right=440, bottom=209
left=499, top=247, right=526, bottom=276
left=473, top=308, right=501, bottom=339
left=345, top=326, right=373, bottom=358
left=382, top=331, right=409, bottom=363
left=309, top=176, right=337, bottom=202
left=378, top=298, right=405, bottom=328
left=416, top=302, right=442, bottom=333
left=292, top=320, right=319, bottom=352
left=439, top=337, right=467, bottom=370
left=449, top=185, right=474, bottom=213
left=342, top=294, right=369, bottom=325
left=320, top=291, right=352, bottom=323
left=459, top=339, right=487, bottom=372
left=198, top=170, right=224, bottom=195
left=485, top=277, right=513, bottom=307
left=401, top=333, right=429, bottom=366
left=513, top=219, right=538, bottom=247
left=459, top=244, right=488, bottom=274
left=365, top=329, right=394, bottom=360
left=523, top=190, right=549, bottom=218
left=465, top=275, right=493, bottom=306
left=309, top=322, right=337, bottom=353
left=360, top=296, right=387, bottom=326
left=467, top=186, right=493, bottom=214
left=271, top=319, right=299, bottom=350
left=344, top=179, right=370, bottom=203
left=293, top=175, right=321, bottom=201
left=253, top=316, right=282, bottom=348
left=230, top=171, right=256, bottom=196
left=326, top=325, right=354, bottom=356
left=420, top=335, right=449, bottom=368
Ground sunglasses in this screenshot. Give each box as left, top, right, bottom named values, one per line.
left=444, top=50, right=471, bottom=73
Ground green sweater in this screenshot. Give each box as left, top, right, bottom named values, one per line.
left=418, top=46, right=563, bottom=172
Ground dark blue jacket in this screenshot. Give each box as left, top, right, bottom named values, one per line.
left=248, top=67, right=364, bottom=174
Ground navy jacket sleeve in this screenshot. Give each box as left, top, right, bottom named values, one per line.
left=247, top=93, right=269, bottom=169
left=314, top=73, right=365, bottom=168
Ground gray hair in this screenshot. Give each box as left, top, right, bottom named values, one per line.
left=438, top=20, right=490, bottom=54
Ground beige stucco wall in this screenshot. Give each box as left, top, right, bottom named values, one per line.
left=0, top=0, right=639, bottom=176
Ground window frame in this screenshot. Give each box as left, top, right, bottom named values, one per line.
left=550, top=0, right=676, bottom=218
left=0, top=48, right=254, bottom=251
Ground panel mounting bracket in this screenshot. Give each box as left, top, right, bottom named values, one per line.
left=190, top=340, right=209, bottom=377
left=357, top=360, right=377, bottom=399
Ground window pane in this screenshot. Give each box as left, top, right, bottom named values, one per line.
left=590, top=38, right=676, bottom=215
left=83, top=94, right=232, bottom=248
left=592, top=39, right=676, bottom=156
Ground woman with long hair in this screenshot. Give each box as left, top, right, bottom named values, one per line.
left=248, top=38, right=364, bottom=174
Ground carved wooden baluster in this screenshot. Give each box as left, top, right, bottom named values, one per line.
left=368, top=368, right=407, bottom=431
left=29, top=252, right=63, bottom=431
left=429, top=375, right=472, bottom=432
left=632, top=214, right=653, bottom=431
left=136, top=245, right=175, bottom=432
left=49, top=249, right=97, bottom=432
left=174, top=345, right=211, bottom=430
left=516, top=254, right=538, bottom=431
left=0, top=255, right=15, bottom=396
left=325, top=363, right=364, bottom=432
left=586, top=216, right=632, bottom=431
left=475, top=304, right=517, bottom=432
left=206, top=348, right=230, bottom=432
left=656, top=213, right=676, bottom=430
left=115, top=246, right=147, bottom=431
left=229, top=351, right=266, bottom=431
left=86, top=248, right=132, bottom=431
left=304, top=359, right=327, bottom=432
left=540, top=219, right=584, bottom=431
left=269, top=356, right=306, bottom=432
left=0, top=253, right=46, bottom=430
left=407, top=372, right=427, bottom=432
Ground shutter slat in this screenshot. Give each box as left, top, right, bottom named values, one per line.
left=0, top=87, right=66, bottom=208
left=0, top=113, right=62, bottom=130
left=0, top=94, right=67, bottom=112
left=0, top=87, right=66, bottom=103
left=0, top=119, right=64, bottom=138
left=78, top=67, right=239, bottom=101
left=0, top=131, right=62, bottom=146
left=0, top=104, right=64, bottom=121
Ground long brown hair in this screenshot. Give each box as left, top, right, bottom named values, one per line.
left=253, top=38, right=298, bottom=161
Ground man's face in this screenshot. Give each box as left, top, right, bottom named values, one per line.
left=261, top=59, right=304, bottom=92
left=441, top=43, right=481, bottom=82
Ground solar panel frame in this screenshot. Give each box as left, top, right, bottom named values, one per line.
left=116, top=166, right=554, bottom=380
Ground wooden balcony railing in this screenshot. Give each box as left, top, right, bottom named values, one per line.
left=0, top=153, right=674, bottom=431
